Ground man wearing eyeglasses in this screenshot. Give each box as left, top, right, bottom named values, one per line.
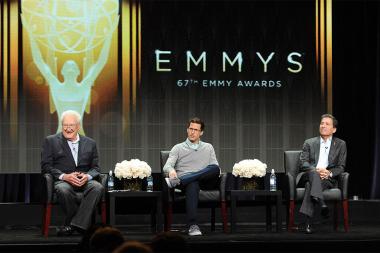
left=41, top=110, right=103, bottom=236
left=163, top=117, right=220, bottom=236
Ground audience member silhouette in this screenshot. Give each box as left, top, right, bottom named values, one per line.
left=113, top=241, right=152, bottom=253
left=89, top=227, right=125, bottom=252
left=151, top=231, right=188, bottom=253
left=77, top=223, right=108, bottom=252
left=77, top=225, right=188, bottom=253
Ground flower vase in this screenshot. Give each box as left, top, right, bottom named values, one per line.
left=123, top=178, right=143, bottom=191
left=239, top=177, right=262, bottom=190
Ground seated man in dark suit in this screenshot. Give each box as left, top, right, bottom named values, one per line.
left=41, top=110, right=104, bottom=236
left=298, top=114, right=347, bottom=234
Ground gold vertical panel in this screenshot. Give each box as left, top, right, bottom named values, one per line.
left=131, top=1, right=137, bottom=107
left=319, top=0, right=326, bottom=102
left=316, top=0, right=333, bottom=113
left=315, top=0, right=319, bottom=68
left=122, top=0, right=141, bottom=134
left=2, top=0, right=9, bottom=111
left=326, top=0, right=333, bottom=114
left=138, top=0, right=141, bottom=86
left=10, top=0, right=18, bottom=140
left=122, top=0, right=131, bottom=132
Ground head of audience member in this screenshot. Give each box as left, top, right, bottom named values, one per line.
left=113, top=241, right=152, bottom=253
left=319, top=114, right=337, bottom=140
left=151, top=231, right=188, bottom=253
left=187, top=117, right=204, bottom=143
left=77, top=223, right=108, bottom=252
left=89, top=226, right=125, bottom=252
left=61, top=110, right=81, bottom=141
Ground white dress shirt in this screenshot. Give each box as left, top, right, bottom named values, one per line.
left=67, top=135, right=80, bottom=166
left=316, top=136, right=331, bottom=169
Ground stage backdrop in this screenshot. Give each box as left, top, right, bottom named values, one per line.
left=0, top=0, right=329, bottom=173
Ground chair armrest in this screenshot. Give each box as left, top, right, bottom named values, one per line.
left=98, top=174, right=107, bottom=201
left=219, top=173, right=227, bottom=201
left=42, top=173, right=54, bottom=204
left=338, top=172, right=349, bottom=199
left=287, top=172, right=296, bottom=200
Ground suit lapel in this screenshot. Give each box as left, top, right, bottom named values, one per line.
left=314, top=137, right=320, bottom=164
left=328, top=137, right=337, bottom=165
left=58, top=133, right=76, bottom=167
left=77, top=135, right=85, bottom=165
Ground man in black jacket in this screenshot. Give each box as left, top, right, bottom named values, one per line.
left=298, top=114, right=347, bottom=234
left=41, top=110, right=103, bottom=235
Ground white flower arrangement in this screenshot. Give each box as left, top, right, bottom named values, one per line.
left=114, top=159, right=152, bottom=180
left=232, top=159, right=267, bottom=178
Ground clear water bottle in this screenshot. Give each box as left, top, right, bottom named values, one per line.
left=147, top=175, right=153, bottom=192
left=270, top=169, right=277, bottom=191
left=108, top=170, right=114, bottom=191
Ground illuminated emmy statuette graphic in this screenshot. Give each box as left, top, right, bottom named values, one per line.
left=21, top=0, right=119, bottom=133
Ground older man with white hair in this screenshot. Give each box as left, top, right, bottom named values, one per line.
left=41, top=110, right=103, bottom=236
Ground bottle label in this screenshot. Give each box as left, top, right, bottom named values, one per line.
left=270, top=177, right=276, bottom=191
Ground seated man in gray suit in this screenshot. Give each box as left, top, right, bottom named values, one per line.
left=298, top=114, right=347, bottom=234
left=41, top=110, right=104, bottom=236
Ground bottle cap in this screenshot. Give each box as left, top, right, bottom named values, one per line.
left=271, top=169, right=275, bottom=174
left=109, top=170, right=113, bottom=176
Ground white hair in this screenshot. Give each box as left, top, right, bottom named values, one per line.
left=61, top=110, right=81, bottom=124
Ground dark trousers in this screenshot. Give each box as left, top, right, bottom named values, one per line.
left=55, top=180, right=104, bottom=230
left=297, top=170, right=333, bottom=217
left=178, top=164, right=220, bottom=227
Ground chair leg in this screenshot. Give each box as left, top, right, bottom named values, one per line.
left=342, top=199, right=349, bottom=232
left=101, top=201, right=107, bottom=224
left=211, top=207, right=216, bottom=232
left=165, top=203, right=173, bottom=231
left=334, top=201, right=339, bottom=231
left=288, top=200, right=295, bottom=232
left=43, top=203, right=52, bottom=237
left=220, top=200, right=228, bottom=233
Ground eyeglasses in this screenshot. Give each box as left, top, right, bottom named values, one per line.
left=62, top=123, right=78, bottom=129
left=188, top=127, right=201, bottom=132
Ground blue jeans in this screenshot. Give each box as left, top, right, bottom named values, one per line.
left=178, top=164, right=220, bottom=227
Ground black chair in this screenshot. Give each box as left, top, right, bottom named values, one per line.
left=41, top=173, right=107, bottom=237
left=284, top=150, right=349, bottom=232
left=160, top=151, right=228, bottom=233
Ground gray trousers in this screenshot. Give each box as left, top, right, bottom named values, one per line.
left=55, top=180, right=104, bottom=230
left=298, top=170, right=333, bottom=217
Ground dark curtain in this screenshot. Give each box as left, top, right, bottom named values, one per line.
left=371, top=2, right=380, bottom=199
left=0, top=174, right=43, bottom=203
left=333, top=0, right=379, bottom=199
left=0, top=174, right=25, bottom=202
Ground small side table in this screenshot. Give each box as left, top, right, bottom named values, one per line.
left=108, top=190, right=163, bottom=233
left=229, top=190, right=282, bottom=233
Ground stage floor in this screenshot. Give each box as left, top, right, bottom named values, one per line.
left=0, top=223, right=379, bottom=252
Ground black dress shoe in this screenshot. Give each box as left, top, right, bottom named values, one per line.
left=71, top=225, right=85, bottom=235
left=57, top=226, right=74, bottom=236
left=320, top=203, right=329, bottom=218
left=305, top=224, right=313, bottom=234
left=311, top=196, right=320, bottom=204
